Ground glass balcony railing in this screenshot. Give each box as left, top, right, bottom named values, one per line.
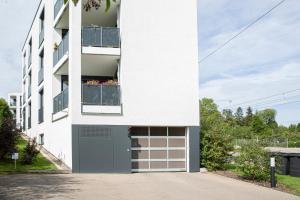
left=38, top=107, right=44, bottom=124
left=38, top=67, right=44, bottom=85
left=82, top=84, right=121, bottom=106
left=53, top=32, right=69, bottom=67
left=28, top=85, right=31, bottom=98
left=54, top=0, right=64, bottom=20
left=82, top=27, right=120, bottom=48
left=39, top=28, right=44, bottom=47
left=53, top=88, right=69, bottom=114
left=28, top=116, right=31, bottom=129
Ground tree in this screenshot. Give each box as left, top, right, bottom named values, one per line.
left=234, top=107, right=244, bottom=126
left=244, top=107, right=253, bottom=126
left=200, top=98, right=233, bottom=170
left=297, top=123, right=300, bottom=132
left=68, top=0, right=116, bottom=12
left=257, top=109, right=278, bottom=129
left=0, top=99, right=18, bottom=159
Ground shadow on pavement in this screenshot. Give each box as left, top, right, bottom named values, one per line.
left=0, top=174, right=81, bottom=200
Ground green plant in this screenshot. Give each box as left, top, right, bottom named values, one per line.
left=236, top=143, right=270, bottom=181
left=0, top=99, right=18, bottom=159
left=21, top=138, right=40, bottom=165
left=200, top=98, right=233, bottom=171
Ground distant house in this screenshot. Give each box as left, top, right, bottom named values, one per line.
left=7, top=93, right=22, bottom=130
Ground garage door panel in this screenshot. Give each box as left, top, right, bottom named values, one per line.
left=150, top=161, right=168, bottom=169
left=168, top=127, right=185, bottom=136
left=168, top=161, right=186, bottom=169
left=169, top=139, right=185, bottom=147
left=150, top=127, right=167, bottom=136
left=132, top=161, right=149, bottom=169
left=132, top=150, right=149, bottom=159
left=169, top=150, right=185, bottom=159
left=132, top=138, right=148, bottom=147
left=150, top=138, right=167, bottom=147
left=150, top=150, right=167, bottom=159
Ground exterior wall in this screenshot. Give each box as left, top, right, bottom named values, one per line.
left=71, top=0, right=200, bottom=127
left=21, top=0, right=73, bottom=167
left=189, top=127, right=200, bottom=172
left=21, top=0, right=200, bottom=171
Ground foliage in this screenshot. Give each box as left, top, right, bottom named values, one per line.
left=0, top=137, right=56, bottom=173
left=21, top=138, right=40, bottom=165
left=200, top=98, right=233, bottom=170
left=0, top=99, right=18, bottom=159
left=234, top=107, right=244, bottom=126
left=236, top=143, right=270, bottom=181
left=67, top=0, right=116, bottom=12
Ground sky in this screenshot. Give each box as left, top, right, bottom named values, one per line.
left=0, top=0, right=299, bottom=126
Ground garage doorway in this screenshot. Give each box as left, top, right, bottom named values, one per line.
left=131, top=127, right=187, bottom=172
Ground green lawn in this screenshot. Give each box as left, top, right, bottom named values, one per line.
left=0, top=136, right=56, bottom=173
left=277, top=174, right=300, bottom=196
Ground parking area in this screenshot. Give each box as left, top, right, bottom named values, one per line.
left=0, top=172, right=299, bottom=200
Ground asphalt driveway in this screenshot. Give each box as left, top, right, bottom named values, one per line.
left=0, top=172, right=299, bottom=200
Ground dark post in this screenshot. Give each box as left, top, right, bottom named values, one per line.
left=270, top=157, right=276, bottom=188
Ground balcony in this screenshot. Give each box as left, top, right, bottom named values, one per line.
left=53, top=88, right=68, bottom=114
left=53, top=32, right=69, bottom=67
left=82, top=27, right=120, bottom=48
left=22, top=93, right=26, bottom=105
left=28, top=117, right=31, bottom=129
left=28, top=53, right=32, bottom=68
left=82, top=84, right=121, bottom=114
left=23, top=66, right=26, bottom=78
left=10, top=101, right=17, bottom=107
left=28, top=86, right=31, bottom=98
left=38, top=107, right=44, bottom=124
left=39, top=28, right=44, bottom=47
left=54, top=0, right=64, bottom=20
left=38, top=67, right=44, bottom=85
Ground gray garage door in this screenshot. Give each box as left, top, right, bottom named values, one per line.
left=131, top=127, right=187, bottom=172
left=72, top=125, right=131, bottom=173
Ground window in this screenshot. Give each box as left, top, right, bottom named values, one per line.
left=38, top=134, right=44, bottom=145
left=38, top=89, right=44, bottom=123
left=28, top=39, right=32, bottom=67
left=39, top=9, right=45, bottom=46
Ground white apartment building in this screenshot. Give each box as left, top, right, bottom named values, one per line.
left=21, top=0, right=200, bottom=173
left=7, top=93, right=22, bottom=130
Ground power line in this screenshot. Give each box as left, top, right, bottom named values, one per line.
left=199, top=0, right=287, bottom=64
left=254, top=100, right=300, bottom=110
left=227, top=88, right=300, bottom=108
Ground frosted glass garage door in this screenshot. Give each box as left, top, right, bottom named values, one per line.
left=131, top=127, right=186, bottom=172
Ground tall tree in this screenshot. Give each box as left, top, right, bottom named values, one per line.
left=244, top=106, right=253, bottom=126
left=297, top=123, right=300, bottom=132
left=0, top=99, right=18, bottom=159
left=234, top=107, right=244, bottom=126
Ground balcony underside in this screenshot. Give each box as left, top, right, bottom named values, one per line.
left=82, top=54, right=119, bottom=76
left=54, top=1, right=69, bottom=29
left=53, top=54, right=118, bottom=77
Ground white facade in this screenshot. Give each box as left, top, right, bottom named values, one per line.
left=7, top=93, right=22, bottom=129
left=21, top=0, right=199, bottom=171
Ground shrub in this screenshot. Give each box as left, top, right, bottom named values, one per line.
left=236, top=143, right=270, bottom=181
left=21, top=138, right=40, bottom=164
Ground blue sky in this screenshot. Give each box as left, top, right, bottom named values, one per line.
left=198, top=0, right=300, bottom=126
left=0, top=0, right=299, bottom=126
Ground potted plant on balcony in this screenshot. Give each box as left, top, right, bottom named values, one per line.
left=103, top=79, right=118, bottom=85
left=54, top=42, right=59, bottom=50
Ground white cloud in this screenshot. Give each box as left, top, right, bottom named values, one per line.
left=200, top=62, right=300, bottom=125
